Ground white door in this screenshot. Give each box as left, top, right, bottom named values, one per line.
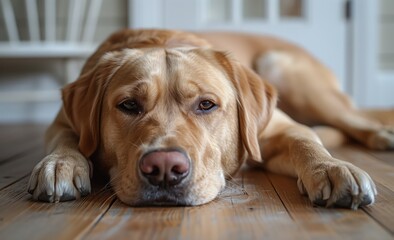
left=351, top=0, right=394, bottom=108
left=130, top=0, right=348, bottom=92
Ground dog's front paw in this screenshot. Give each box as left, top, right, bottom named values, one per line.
left=27, top=153, right=92, bottom=202
left=297, top=159, right=377, bottom=209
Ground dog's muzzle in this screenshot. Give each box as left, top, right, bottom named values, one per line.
left=137, top=148, right=192, bottom=205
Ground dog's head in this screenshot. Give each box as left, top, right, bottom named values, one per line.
left=62, top=44, right=276, bottom=206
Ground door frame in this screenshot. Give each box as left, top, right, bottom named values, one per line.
left=351, top=0, right=394, bottom=108
left=351, top=0, right=378, bottom=107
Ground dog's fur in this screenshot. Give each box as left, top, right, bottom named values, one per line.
left=28, top=29, right=394, bottom=209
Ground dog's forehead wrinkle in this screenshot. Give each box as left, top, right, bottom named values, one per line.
left=108, top=55, right=170, bottom=104
left=134, top=48, right=227, bottom=97
left=102, top=48, right=149, bottom=72
left=116, top=48, right=166, bottom=77
left=166, top=56, right=229, bottom=99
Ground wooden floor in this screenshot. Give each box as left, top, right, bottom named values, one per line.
left=0, top=124, right=393, bottom=240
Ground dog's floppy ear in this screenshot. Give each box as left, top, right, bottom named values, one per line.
left=236, top=66, right=277, bottom=166
left=62, top=51, right=127, bottom=158
left=215, top=52, right=277, bottom=166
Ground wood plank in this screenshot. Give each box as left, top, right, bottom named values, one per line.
left=0, top=140, right=42, bottom=164
left=0, top=124, right=46, bottom=162
left=363, top=182, right=394, bottom=234
left=0, top=146, right=44, bottom=190
left=330, top=146, right=394, bottom=192
left=366, top=150, right=394, bottom=167
left=84, top=169, right=308, bottom=239
left=84, top=200, right=185, bottom=239
left=178, top=170, right=305, bottom=240
left=267, top=172, right=393, bottom=239
left=330, top=146, right=394, bottom=234
left=0, top=124, right=46, bottom=142
left=0, top=177, right=116, bottom=240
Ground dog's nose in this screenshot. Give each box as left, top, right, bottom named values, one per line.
left=139, top=150, right=190, bottom=187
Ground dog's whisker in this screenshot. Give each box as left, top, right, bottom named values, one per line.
left=222, top=171, right=243, bottom=188
left=126, top=140, right=140, bottom=149
left=96, top=190, right=118, bottom=210
left=226, top=181, right=243, bottom=190
left=95, top=184, right=112, bottom=194
left=95, top=169, right=126, bottom=194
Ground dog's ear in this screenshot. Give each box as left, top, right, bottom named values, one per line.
left=236, top=65, right=277, bottom=166
left=215, top=52, right=277, bottom=166
left=62, top=51, right=127, bottom=158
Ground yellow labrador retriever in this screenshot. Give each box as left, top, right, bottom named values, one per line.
left=28, top=29, right=392, bottom=209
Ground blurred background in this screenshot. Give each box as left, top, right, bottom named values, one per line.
left=0, top=0, right=393, bottom=122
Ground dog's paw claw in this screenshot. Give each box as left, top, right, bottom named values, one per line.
left=37, top=192, right=53, bottom=202
left=297, top=178, right=307, bottom=195
left=28, top=153, right=91, bottom=203
left=313, top=194, right=372, bottom=209
left=58, top=193, right=78, bottom=202
left=300, top=160, right=377, bottom=209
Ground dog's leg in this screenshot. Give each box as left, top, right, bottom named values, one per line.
left=257, top=110, right=377, bottom=209
left=329, top=110, right=394, bottom=150
left=255, top=51, right=394, bottom=150
left=27, top=108, right=91, bottom=202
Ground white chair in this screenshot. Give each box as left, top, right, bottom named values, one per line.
left=0, top=0, right=103, bottom=102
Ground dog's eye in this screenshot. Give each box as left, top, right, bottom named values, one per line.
left=118, top=100, right=143, bottom=115
left=197, top=100, right=217, bottom=113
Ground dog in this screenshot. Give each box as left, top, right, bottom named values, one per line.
left=27, top=29, right=393, bottom=209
